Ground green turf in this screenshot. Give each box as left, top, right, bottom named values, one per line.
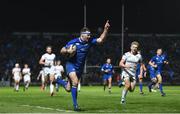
left=0, top=86, right=180, bottom=113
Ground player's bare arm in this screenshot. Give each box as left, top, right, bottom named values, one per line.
left=119, top=59, right=130, bottom=69
left=149, top=61, right=157, bottom=68
left=39, top=58, right=45, bottom=65
left=97, top=20, right=110, bottom=44
left=60, top=45, right=76, bottom=56
left=164, top=61, right=169, bottom=64
left=139, top=64, right=144, bottom=78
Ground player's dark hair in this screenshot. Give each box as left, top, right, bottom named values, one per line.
left=80, top=27, right=91, bottom=33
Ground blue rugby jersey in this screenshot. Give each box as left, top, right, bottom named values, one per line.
left=65, top=37, right=97, bottom=74
left=101, top=63, right=114, bottom=75
left=150, top=54, right=167, bottom=74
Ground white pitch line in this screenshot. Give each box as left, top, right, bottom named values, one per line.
left=21, top=105, right=74, bottom=113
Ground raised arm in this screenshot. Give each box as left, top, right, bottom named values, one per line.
left=96, top=20, right=110, bottom=44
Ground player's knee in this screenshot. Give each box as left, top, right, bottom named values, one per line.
left=139, top=78, right=143, bottom=82
left=65, top=83, right=71, bottom=92
left=66, top=88, right=71, bottom=92
left=72, top=81, right=78, bottom=87
left=125, top=83, right=131, bottom=89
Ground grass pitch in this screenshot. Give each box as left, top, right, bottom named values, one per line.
left=0, top=86, right=180, bottom=113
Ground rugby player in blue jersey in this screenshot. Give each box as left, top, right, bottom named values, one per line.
left=57, top=20, right=110, bottom=111
left=101, top=58, right=114, bottom=94
left=148, top=48, right=168, bottom=96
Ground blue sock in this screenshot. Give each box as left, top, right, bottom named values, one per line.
left=139, top=82, right=143, bottom=92
left=159, top=83, right=163, bottom=93
left=71, top=86, right=78, bottom=107
left=56, top=78, right=67, bottom=88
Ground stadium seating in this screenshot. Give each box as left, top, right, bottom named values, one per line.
left=0, top=33, right=179, bottom=85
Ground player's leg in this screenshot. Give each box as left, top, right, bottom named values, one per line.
left=148, top=78, right=157, bottom=92
left=103, top=74, right=107, bottom=91
left=55, top=79, right=59, bottom=92
left=103, top=80, right=107, bottom=91
left=78, top=79, right=81, bottom=92
left=148, top=69, right=156, bottom=92
left=157, top=74, right=165, bottom=96
left=44, top=75, right=49, bottom=90
left=15, top=80, right=20, bottom=92
left=49, top=74, right=55, bottom=96
left=138, top=75, right=143, bottom=94
left=41, top=75, right=45, bottom=90
left=14, top=80, right=18, bottom=91
left=121, top=76, right=130, bottom=104
left=55, top=76, right=62, bottom=92
left=25, top=77, right=30, bottom=90
left=16, top=81, right=19, bottom=91
left=54, top=75, right=59, bottom=92
left=56, top=63, right=73, bottom=92
left=68, top=72, right=80, bottom=111
left=23, top=79, right=26, bottom=91
left=129, top=77, right=136, bottom=92
left=15, top=76, right=20, bottom=92
left=13, top=79, right=16, bottom=91
left=108, top=76, right=112, bottom=94
left=56, top=77, right=71, bottom=92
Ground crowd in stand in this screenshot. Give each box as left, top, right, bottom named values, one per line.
left=0, top=33, right=179, bottom=84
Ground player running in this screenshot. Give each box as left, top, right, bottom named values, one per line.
left=119, top=41, right=143, bottom=104
left=39, top=46, right=56, bottom=96
left=57, top=20, right=110, bottom=111
left=54, top=60, right=64, bottom=92
left=22, top=64, right=31, bottom=91
left=12, top=63, right=22, bottom=92
left=148, top=48, right=168, bottom=96
left=101, top=58, right=114, bottom=94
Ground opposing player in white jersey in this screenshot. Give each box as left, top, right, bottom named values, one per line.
left=37, top=69, right=46, bottom=90
left=119, top=41, right=143, bottom=104
left=22, top=64, right=31, bottom=91
left=54, top=60, right=64, bottom=92
left=12, top=63, right=22, bottom=92
left=39, top=46, right=56, bottom=96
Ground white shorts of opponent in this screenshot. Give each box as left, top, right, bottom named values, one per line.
left=14, top=75, right=21, bottom=82
left=24, top=75, right=31, bottom=82
left=54, top=74, right=61, bottom=80
left=121, top=70, right=136, bottom=82
left=43, top=67, right=51, bottom=76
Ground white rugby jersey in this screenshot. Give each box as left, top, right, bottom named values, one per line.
left=41, top=53, right=56, bottom=67
left=22, top=68, right=31, bottom=75
left=55, top=65, right=64, bottom=76
left=12, top=68, right=21, bottom=76
left=39, top=70, right=44, bottom=76
left=121, top=52, right=142, bottom=76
